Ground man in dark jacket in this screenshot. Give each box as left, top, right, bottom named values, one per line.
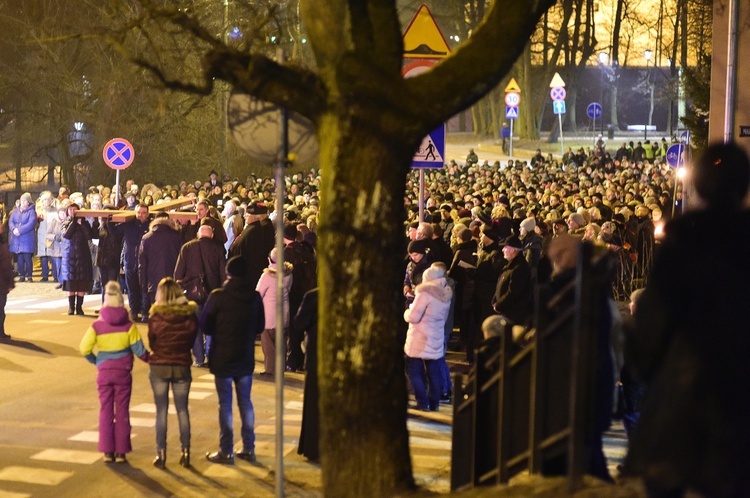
left=229, top=202, right=274, bottom=287
left=138, top=214, right=181, bottom=321
left=469, top=223, right=506, bottom=363
left=201, top=256, right=265, bottom=465
left=111, top=204, right=150, bottom=321
left=0, top=222, right=14, bottom=340
left=492, top=235, right=532, bottom=326
left=182, top=200, right=228, bottom=248
left=174, top=224, right=227, bottom=367
left=626, top=143, right=750, bottom=497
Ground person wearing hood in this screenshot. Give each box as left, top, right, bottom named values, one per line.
left=79, top=281, right=150, bottom=464
left=147, top=277, right=200, bottom=469
left=201, top=257, right=265, bottom=465
left=9, top=192, right=37, bottom=282
left=256, top=247, right=293, bottom=375
left=138, top=213, right=181, bottom=321
left=404, top=264, right=453, bottom=412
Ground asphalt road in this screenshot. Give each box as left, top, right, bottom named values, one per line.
left=0, top=281, right=454, bottom=497
left=0, top=279, right=626, bottom=497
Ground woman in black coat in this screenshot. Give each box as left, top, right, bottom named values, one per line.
left=94, top=211, right=124, bottom=303
left=294, top=288, right=319, bottom=461
left=60, top=204, right=94, bottom=315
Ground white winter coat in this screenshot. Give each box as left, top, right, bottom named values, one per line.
left=403, top=276, right=453, bottom=360
left=256, top=262, right=293, bottom=329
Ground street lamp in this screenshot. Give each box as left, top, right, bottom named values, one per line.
left=644, top=49, right=654, bottom=140
left=598, top=52, right=609, bottom=137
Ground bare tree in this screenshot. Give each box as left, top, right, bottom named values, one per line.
left=94, top=0, right=556, bottom=495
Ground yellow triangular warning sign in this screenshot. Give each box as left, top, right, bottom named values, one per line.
left=550, top=72, right=566, bottom=88
left=403, top=4, right=451, bottom=60
left=505, top=78, right=521, bottom=93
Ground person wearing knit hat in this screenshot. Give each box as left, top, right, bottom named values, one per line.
left=103, top=280, right=125, bottom=307
left=201, top=251, right=265, bottom=465
left=255, top=248, right=294, bottom=376
left=567, top=212, right=586, bottom=238
left=407, top=238, right=428, bottom=255
left=80, top=279, right=149, bottom=463
left=519, top=217, right=536, bottom=235
left=518, top=217, right=544, bottom=280
left=404, top=262, right=452, bottom=411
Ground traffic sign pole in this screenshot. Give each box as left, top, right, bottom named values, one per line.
left=510, top=119, right=514, bottom=158
left=558, top=113, right=565, bottom=156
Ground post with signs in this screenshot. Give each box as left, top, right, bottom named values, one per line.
left=402, top=4, right=451, bottom=222
left=550, top=73, right=567, bottom=156
left=505, top=78, right=521, bottom=157
left=102, top=138, right=135, bottom=205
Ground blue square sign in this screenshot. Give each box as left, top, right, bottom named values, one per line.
left=553, top=101, right=566, bottom=115
left=411, top=125, right=445, bottom=169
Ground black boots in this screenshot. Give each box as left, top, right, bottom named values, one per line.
left=153, top=449, right=166, bottom=469
left=75, top=295, right=84, bottom=315
left=68, top=296, right=75, bottom=315
left=179, top=448, right=190, bottom=467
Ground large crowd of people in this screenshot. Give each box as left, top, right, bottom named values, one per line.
left=0, top=138, right=689, bottom=479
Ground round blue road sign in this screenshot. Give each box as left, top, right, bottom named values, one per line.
left=103, top=138, right=135, bottom=170
left=666, top=143, right=686, bottom=168
left=587, top=102, right=603, bottom=119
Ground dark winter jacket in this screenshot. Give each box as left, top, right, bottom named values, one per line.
left=626, top=209, right=750, bottom=496
left=473, top=242, right=505, bottom=321
left=0, top=240, right=14, bottom=294
left=174, top=237, right=227, bottom=296
left=229, top=219, right=275, bottom=289
left=60, top=218, right=94, bottom=283
left=139, top=218, right=182, bottom=293
left=284, top=240, right=317, bottom=318
left=147, top=299, right=199, bottom=367
left=111, top=216, right=150, bottom=270
left=492, top=254, right=532, bottom=326
left=448, top=240, right=478, bottom=311
left=94, top=218, right=124, bottom=269
left=201, top=277, right=265, bottom=378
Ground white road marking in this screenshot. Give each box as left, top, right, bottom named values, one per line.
left=30, top=448, right=103, bottom=465
left=0, top=466, right=73, bottom=486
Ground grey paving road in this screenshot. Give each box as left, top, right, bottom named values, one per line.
left=0, top=281, right=626, bottom=497
left=0, top=282, right=455, bottom=497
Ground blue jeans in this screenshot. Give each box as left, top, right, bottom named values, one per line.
left=51, top=257, right=61, bottom=282
left=215, top=375, right=255, bottom=455
left=149, top=368, right=191, bottom=450
left=39, top=256, right=50, bottom=279
left=406, top=357, right=443, bottom=410
left=17, top=253, right=32, bottom=279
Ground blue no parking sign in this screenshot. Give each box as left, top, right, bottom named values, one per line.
left=103, top=138, right=135, bottom=170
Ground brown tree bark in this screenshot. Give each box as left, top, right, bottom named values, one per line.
left=116, top=1, right=557, bottom=495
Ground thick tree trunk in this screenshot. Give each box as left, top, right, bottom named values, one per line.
left=317, top=113, right=417, bottom=497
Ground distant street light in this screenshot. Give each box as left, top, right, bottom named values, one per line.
left=644, top=49, right=654, bottom=140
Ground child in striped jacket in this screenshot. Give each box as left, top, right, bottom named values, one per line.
left=80, top=281, right=149, bottom=463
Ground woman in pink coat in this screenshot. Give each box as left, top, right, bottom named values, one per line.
left=256, top=247, right=293, bottom=375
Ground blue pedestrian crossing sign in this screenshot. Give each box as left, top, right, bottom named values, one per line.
left=553, top=100, right=566, bottom=115
left=505, top=106, right=519, bottom=119
left=412, top=125, right=445, bottom=169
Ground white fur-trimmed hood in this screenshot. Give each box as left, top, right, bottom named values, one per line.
left=415, top=277, right=453, bottom=303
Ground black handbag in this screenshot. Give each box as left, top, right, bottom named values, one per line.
left=178, top=241, right=209, bottom=303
